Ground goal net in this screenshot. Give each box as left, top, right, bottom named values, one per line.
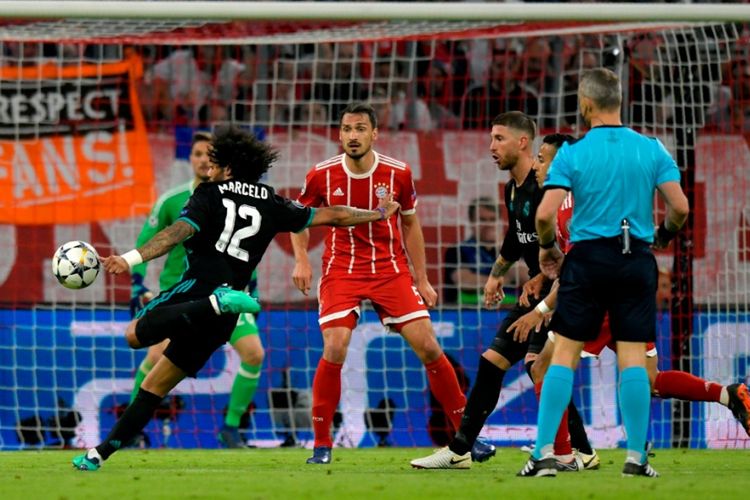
left=0, top=14, right=747, bottom=451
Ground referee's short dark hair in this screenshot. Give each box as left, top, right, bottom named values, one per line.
left=542, top=133, right=575, bottom=149
left=491, top=111, right=536, bottom=141
left=340, top=102, right=378, bottom=129
left=579, top=68, right=622, bottom=111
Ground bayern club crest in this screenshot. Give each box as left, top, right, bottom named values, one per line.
left=374, top=182, right=389, bottom=199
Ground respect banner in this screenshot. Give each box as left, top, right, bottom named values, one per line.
left=0, top=55, right=154, bottom=224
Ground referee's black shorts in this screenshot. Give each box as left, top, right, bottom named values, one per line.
left=137, top=278, right=238, bottom=377
left=549, top=237, right=658, bottom=344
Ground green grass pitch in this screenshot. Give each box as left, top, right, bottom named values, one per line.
left=1, top=448, right=747, bottom=499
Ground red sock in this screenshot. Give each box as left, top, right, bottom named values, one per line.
left=654, top=370, right=722, bottom=402
left=425, top=354, right=467, bottom=434
left=311, top=358, right=343, bottom=448
left=534, top=381, right=573, bottom=456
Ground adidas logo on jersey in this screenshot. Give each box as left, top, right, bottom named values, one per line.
left=333, top=187, right=345, bottom=196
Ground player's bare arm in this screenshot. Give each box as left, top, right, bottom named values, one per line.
left=102, top=221, right=196, bottom=275
left=484, top=256, right=514, bottom=307
left=508, top=279, right=559, bottom=341
left=401, top=212, right=437, bottom=308
left=519, top=273, right=546, bottom=307
left=290, top=229, right=313, bottom=296
left=292, top=198, right=400, bottom=295
left=139, top=221, right=196, bottom=261
left=310, top=199, right=400, bottom=227
left=653, top=181, right=690, bottom=249
left=536, top=188, right=568, bottom=279
left=507, top=311, right=539, bottom=343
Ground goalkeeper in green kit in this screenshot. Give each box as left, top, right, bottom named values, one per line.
left=129, top=131, right=263, bottom=448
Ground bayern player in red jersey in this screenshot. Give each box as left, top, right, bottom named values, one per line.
left=510, top=134, right=750, bottom=444
left=290, top=102, right=467, bottom=464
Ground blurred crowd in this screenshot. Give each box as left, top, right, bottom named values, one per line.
left=1, top=20, right=749, bottom=133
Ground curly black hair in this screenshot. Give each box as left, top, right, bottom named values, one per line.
left=209, top=125, right=279, bottom=183
left=542, top=133, right=576, bottom=149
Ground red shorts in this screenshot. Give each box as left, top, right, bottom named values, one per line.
left=581, top=315, right=657, bottom=358
left=318, top=272, right=430, bottom=332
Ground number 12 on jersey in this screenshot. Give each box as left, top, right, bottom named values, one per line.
left=215, top=198, right=261, bottom=262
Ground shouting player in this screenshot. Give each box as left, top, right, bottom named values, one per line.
left=290, top=102, right=475, bottom=465
left=71, top=126, right=401, bottom=471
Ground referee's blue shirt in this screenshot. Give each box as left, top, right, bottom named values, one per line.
left=544, top=126, right=681, bottom=244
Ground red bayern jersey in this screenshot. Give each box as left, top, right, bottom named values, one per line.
left=297, top=151, right=417, bottom=276
left=556, top=192, right=575, bottom=254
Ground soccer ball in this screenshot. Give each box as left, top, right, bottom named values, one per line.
left=52, top=241, right=101, bottom=290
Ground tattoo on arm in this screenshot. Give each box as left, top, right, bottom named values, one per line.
left=326, top=206, right=378, bottom=225
left=491, top=258, right=514, bottom=278
left=344, top=206, right=378, bottom=223
left=138, top=221, right=195, bottom=261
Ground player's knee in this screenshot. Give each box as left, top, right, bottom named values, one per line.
left=412, top=335, right=442, bottom=363
left=125, top=322, right=142, bottom=349
left=530, top=360, right=545, bottom=384
left=482, top=349, right=512, bottom=371
left=126, top=331, right=141, bottom=349
left=323, top=343, right=348, bottom=364
left=146, top=339, right=168, bottom=364
left=240, top=344, right=265, bottom=366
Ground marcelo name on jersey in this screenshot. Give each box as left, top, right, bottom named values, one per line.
left=218, top=181, right=269, bottom=200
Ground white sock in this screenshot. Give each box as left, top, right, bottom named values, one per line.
left=208, top=295, right=221, bottom=315
left=86, top=448, right=103, bottom=462
left=625, top=451, right=642, bottom=464
left=720, top=386, right=729, bottom=406
left=539, top=444, right=554, bottom=459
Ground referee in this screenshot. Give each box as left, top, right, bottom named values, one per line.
left=518, top=68, right=689, bottom=478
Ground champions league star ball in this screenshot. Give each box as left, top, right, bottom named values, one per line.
left=52, top=241, right=101, bottom=290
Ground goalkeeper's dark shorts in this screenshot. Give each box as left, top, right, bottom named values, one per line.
left=549, top=237, right=657, bottom=344
left=138, top=278, right=237, bottom=377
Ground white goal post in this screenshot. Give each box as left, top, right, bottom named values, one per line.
left=0, top=1, right=747, bottom=23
